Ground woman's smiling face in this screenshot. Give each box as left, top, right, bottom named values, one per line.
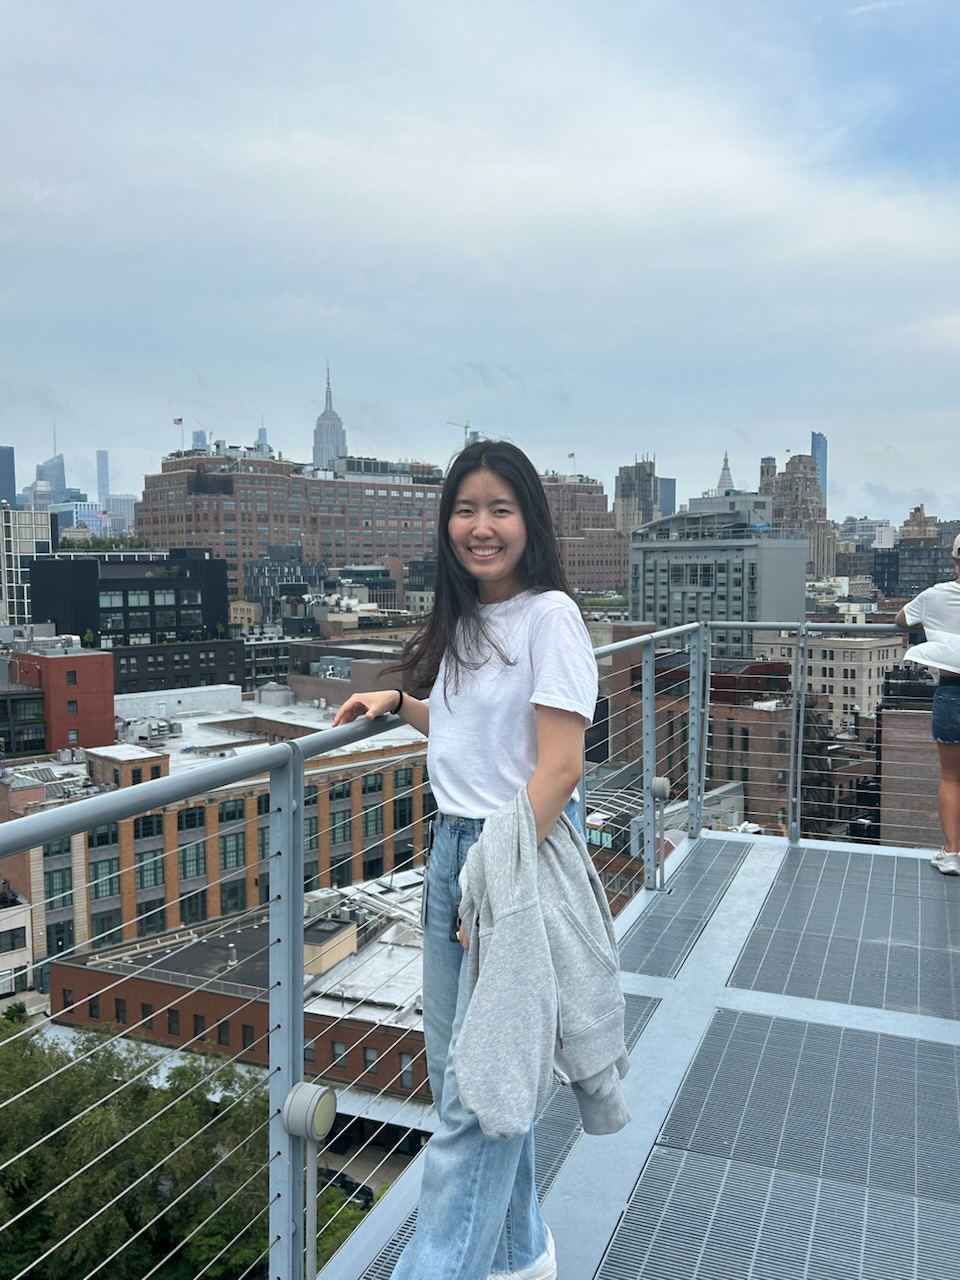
left=447, top=467, right=528, bottom=603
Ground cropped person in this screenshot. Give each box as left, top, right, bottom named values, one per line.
left=333, top=439, right=627, bottom=1279
left=897, top=534, right=960, bottom=873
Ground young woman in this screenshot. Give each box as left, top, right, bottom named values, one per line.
left=333, top=440, right=599, bottom=1279
left=897, top=534, right=960, bottom=872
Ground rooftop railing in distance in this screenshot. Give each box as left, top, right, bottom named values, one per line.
left=0, top=616, right=944, bottom=1279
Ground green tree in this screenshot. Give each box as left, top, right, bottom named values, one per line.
left=0, top=1029, right=281, bottom=1279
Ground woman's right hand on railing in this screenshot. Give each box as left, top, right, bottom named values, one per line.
left=332, top=690, right=401, bottom=726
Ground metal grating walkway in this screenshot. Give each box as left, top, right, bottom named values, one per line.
left=324, top=836, right=960, bottom=1280
left=596, top=1147, right=960, bottom=1280
left=597, top=1008, right=960, bottom=1280
left=729, top=844, right=960, bottom=1016
left=618, top=837, right=751, bottom=977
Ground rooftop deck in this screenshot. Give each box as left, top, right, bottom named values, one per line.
left=327, top=830, right=960, bottom=1279
left=1, top=618, right=954, bottom=1279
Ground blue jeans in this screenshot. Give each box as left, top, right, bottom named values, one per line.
left=392, top=801, right=581, bottom=1279
left=933, top=683, right=960, bottom=744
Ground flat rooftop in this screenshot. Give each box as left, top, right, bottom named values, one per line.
left=325, top=832, right=960, bottom=1280
left=68, top=869, right=426, bottom=1032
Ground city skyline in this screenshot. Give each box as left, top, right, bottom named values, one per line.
left=1, top=1, right=958, bottom=525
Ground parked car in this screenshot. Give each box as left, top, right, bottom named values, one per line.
left=318, top=1167, right=374, bottom=1209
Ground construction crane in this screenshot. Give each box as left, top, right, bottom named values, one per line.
left=447, top=420, right=473, bottom=448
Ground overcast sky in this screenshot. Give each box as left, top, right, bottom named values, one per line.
left=1, top=0, right=958, bottom=524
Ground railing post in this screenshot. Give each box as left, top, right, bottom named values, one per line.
left=268, top=742, right=306, bottom=1280
left=788, top=626, right=808, bottom=844
left=642, top=642, right=658, bottom=889
left=687, top=623, right=709, bottom=838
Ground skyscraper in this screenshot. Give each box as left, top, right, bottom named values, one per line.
left=312, top=367, right=346, bottom=470
left=811, top=431, right=828, bottom=509
left=36, top=453, right=66, bottom=497
left=96, top=450, right=110, bottom=508
left=0, top=445, right=15, bottom=505
left=613, top=457, right=676, bottom=533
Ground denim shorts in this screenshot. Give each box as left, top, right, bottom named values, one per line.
left=932, top=683, right=960, bottom=744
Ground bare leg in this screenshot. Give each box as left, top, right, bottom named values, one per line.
left=937, top=742, right=960, bottom=854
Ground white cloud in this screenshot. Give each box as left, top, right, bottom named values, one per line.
left=846, top=0, right=915, bottom=16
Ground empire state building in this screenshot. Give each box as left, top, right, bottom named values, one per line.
left=312, top=367, right=346, bottom=470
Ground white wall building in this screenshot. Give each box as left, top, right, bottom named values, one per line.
left=0, top=505, right=53, bottom=626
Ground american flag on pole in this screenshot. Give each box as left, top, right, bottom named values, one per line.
left=173, top=417, right=183, bottom=426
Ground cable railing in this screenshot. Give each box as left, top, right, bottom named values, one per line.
left=0, top=618, right=944, bottom=1280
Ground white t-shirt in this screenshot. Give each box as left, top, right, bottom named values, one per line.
left=427, top=590, right=598, bottom=818
left=902, top=580, right=960, bottom=674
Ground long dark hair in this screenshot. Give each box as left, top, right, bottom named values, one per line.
left=392, top=439, right=573, bottom=690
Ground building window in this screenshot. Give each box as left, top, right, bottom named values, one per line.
left=257, top=791, right=271, bottom=816
left=133, top=813, right=164, bottom=840
left=43, top=835, right=72, bottom=859
left=399, top=1052, right=414, bottom=1089
left=65, top=669, right=77, bottom=685
left=178, top=841, right=206, bottom=880
left=218, top=1021, right=231, bottom=1046
left=219, top=832, right=246, bottom=870
left=242, top=1024, right=255, bottom=1050
left=87, top=823, right=119, bottom=849
left=0, top=926, right=26, bottom=952
left=394, top=795, right=413, bottom=832
left=134, top=849, right=165, bottom=891
left=142, top=1002, right=154, bottom=1030
left=88, top=995, right=100, bottom=1019
left=67, top=730, right=79, bottom=745
left=331, top=1040, right=347, bottom=1067
left=137, top=899, right=166, bottom=937
left=62, top=988, right=74, bottom=1012
left=91, top=909, right=122, bottom=946
left=221, top=879, right=247, bottom=914
left=362, top=773, right=383, bottom=794
left=193, top=1014, right=206, bottom=1039
left=363, top=807, right=383, bottom=839
left=394, top=768, right=413, bottom=788
left=330, top=812, right=352, bottom=846
left=66, top=700, right=78, bottom=715
left=131, top=768, right=143, bottom=785
left=168, top=1008, right=180, bottom=1036
left=329, top=779, right=351, bottom=801
left=44, top=867, right=73, bottom=909
left=219, top=798, right=245, bottom=824
left=177, top=806, right=206, bottom=831
left=180, top=889, right=208, bottom=926
left=90, top=857, right=121, bottom=899
left=363, top=1047, right=379, bottom=1075
left=115, top=998, right=127, bottom=1025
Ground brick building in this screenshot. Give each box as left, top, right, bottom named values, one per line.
left=0, top=711, right=431, bottom=981
left=3, top=642, right=114, bottom=752
left=135, top=447, right=441, bottom=597
left=49, top=901, right=432, bottom=1113
left=540, top=472, right=627, bottom=593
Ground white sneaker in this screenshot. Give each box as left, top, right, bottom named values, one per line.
left=489, top=1227, right=557, bottom=1280
left=931, top=848, right=950, bottom=868
left=938, top=855, right=960, bottom=876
